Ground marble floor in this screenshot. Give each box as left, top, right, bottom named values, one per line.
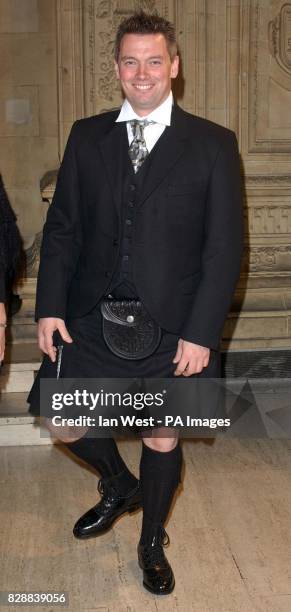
left=1, top=437, right=291, bottom=611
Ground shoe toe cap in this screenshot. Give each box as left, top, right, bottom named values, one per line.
left=144, top=569, right=175, bottom=595
left=73, top=508, right=101, bottom=537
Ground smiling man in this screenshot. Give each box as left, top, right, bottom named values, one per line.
left=28, top=11, right=243, bottom=596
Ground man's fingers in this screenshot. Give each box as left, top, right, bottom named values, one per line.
left=38, top=330, right=48, bottom=355
left=203, top=355, right=210, bottom=368
left=38, top=318, right=73, bottom=362
left=173, top=338, right=183, bottom=364
left=182, top=352, right=210, bottom=376
left=0, top=330, right=5, bottom=362
left=182, top=359, right=203, bottom=376
left=39, top=331, right=57, bottom=362
left=47, top=344, right=57, bottom=362
left=174, top=357, right=189, bottom=376
left=57, top=321, right=73, bottom=343
left=174, top=340, right=211, bottom=376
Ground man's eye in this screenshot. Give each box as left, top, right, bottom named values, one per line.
left=125, top=60, right=136, bottom=66
left=150, top=61, right=162, bottom=65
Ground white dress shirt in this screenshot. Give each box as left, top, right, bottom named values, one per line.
left=115, top=91, right=173, bottom=153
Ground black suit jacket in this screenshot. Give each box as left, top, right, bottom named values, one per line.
left=36, top=104, right=243, bottom=350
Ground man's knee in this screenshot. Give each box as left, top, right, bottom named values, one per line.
left=44, top=418, right=88, bottom=443
left=142, top=436, right=178, bottom=452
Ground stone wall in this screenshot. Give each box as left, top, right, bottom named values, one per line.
left=0, top=0, right=59, bottom=245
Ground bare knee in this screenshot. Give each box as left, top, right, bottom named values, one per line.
left=44, top=418, right=88, bottom=443
left=142, top=436, right=178, bottom=453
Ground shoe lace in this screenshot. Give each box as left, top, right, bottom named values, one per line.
left=142, top=527, right=170, bottom=567
left=97, top=478, right=105, bottom=495
left=97, top=478, right=114, bottom=497
left=97, top=476, right=139, bottom=499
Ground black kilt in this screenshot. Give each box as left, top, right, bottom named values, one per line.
left=27, top=303, right=221, bottom=417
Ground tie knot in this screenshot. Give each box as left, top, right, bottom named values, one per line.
left=129, top=119, right=154, bottom=138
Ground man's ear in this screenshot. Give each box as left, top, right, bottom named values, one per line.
left=170, top=55, right=179, bottom=79
left=114, top=60, right=120, bottom=80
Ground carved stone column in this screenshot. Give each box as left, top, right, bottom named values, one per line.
left=227, top=0, right=291, bottom=349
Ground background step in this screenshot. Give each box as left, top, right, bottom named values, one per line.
left=0, top=342, right=41, bottom=393
left=0, top=392, right=56, bottom=446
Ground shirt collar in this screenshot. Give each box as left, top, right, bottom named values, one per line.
left=115, top=91, right=173, bottom=126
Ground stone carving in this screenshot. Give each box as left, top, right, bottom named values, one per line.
left=40, top=170, right=58, bottom=206
left=96, top=1, right=111, bottom=19
left=25, top=232, right=43, bottom=278
left=242, top=246, right=291, bottom=272
left=248, top=1, right=291, bottom=152
left=246, top=175, right=291, bottom=184
left=247, top=205, right=291, bottom=235
left=269, top=3, right=291, bottom=75
left=97, top=28, right=117, bottom=102
left=137, top=0, right=156, bottom=10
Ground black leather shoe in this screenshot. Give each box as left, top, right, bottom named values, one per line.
left=138, top=528, right=175, bottom=595
left=73, top=477, right=142, bottom=539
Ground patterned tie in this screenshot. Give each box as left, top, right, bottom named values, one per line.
left=128, top=119, right=154, bottom=173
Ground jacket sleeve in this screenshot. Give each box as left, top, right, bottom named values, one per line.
left=35, top=121, right=82, bottom=320
left=180, top=130, right=244, bottom=350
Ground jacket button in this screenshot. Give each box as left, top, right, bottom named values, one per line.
left=129, top=184, right=136, bottom=191
left=113, top=239, right=118, bottom=246
left=105, top=271, right=110, bottom=278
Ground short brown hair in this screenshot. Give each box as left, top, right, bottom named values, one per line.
left=114, top=10, right=178, bottom=62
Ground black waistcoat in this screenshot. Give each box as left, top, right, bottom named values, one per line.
left=107, top=132, right=160, bottom=299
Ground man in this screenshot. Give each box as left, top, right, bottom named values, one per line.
left=28, top=11, right=243, bottom=596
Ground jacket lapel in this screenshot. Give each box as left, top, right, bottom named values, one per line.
left=98, top=119, right=128, bottom=215
left=138, top=105, right=190, bottom=206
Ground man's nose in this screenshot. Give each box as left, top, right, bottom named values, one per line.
left=135, top=64, right=149, bottom=79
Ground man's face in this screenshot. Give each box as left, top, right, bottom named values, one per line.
left=114, top=33, right=179, bottom=116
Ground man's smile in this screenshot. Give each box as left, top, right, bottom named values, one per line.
left=132, top=84, right=154, bottom=91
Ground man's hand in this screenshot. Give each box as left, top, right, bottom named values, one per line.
left=173, top=338, right=210, bottom=376
left=0, top=302, right=7, bottom=362
left=0, top=328, right=5, bottom=362
left=38, top=317, right=73, bottom=362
